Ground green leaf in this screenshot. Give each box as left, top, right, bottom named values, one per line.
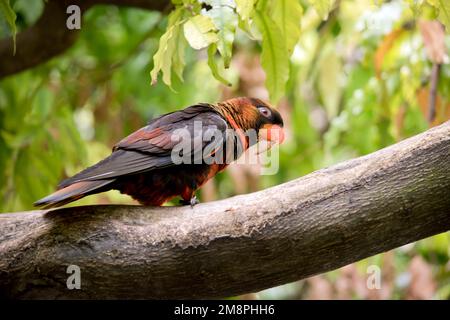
left=207, top=44, right=232, bottom=86
left=0, top=0, right=17, bottom=54
left=235, top=0, right=256, bottom=20
left=272, top=0, right=303, bottom=55
left=150, top=8, right=184, bottom=86
left=427, top=0, right=450, bottom=31
left=254, top=9, right=289, bottom=103
left=204, top=2, right=238, bottom=67
left=308, top=0, right=335, bottom=20
left=238, top=17, right=259, bottom=40
left=172, top=22, right=188, bottom=81
left=183, top=15, right=219, bottom=50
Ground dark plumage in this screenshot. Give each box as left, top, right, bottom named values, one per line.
left=34, top=97, right=284, bottom=209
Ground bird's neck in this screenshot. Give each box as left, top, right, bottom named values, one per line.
left=211, top=101, right=257, bottom=132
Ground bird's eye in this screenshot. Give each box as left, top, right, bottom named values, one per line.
left=258, top=107, right=272, bottom=118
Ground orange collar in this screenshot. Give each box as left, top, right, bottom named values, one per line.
left=224, top=113, right=248, bottom=150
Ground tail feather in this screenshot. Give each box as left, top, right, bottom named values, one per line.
left=34, top=179, right=114, bottom=209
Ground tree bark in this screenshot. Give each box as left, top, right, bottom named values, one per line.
left=0, top=0, right=170, bottom=78
left=0, top=121, right=449, bottom=299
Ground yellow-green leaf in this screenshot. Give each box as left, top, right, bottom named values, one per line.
left=254, top=9, right=289, bottom=104
left=308, top=0, right=335, bottom=20
left=150, top=8, right=184, bottom=86
left=207, top=44, right=232, bottom=86
left=183, top=15, right=219, bottom=50
left=427, top=0, right=450, bottom=31
left=235, top=0, right=256, bottom=20
left=173, top=23, right=188, bottom=81
left=204, top=3, right=238, bottom=68
left=0, top=0, right=17, bottom=54
left=272, top=0, right=303, bottom=55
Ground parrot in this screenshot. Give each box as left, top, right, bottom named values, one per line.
left=34, top=97, right=285, bottom=209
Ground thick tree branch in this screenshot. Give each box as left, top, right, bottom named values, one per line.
left=0, top=121, right=449, bottom=299
left=0, top=0, right=169, bottom=78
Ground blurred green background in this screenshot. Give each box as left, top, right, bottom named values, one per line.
left=0, top=0, right=449, bottom=299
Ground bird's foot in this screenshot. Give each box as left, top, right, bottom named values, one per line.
left=179, top=196, right=199, bottom=208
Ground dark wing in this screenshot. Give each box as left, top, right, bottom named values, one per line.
left=58, top=105, right=228, bottom=188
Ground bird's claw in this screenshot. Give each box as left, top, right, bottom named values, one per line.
left=179, top=196, right=199, bottom=208
left=190, top=196, right=199, bottom=208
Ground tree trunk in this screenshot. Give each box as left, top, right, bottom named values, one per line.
left=0, top=121, right=449, bottom=299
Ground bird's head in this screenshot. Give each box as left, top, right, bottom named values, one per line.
left=214, top=97, right=285, bottom=145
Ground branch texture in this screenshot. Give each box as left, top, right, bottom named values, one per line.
left=0, top=121, right=449, bottom=299
left=0, top=0, right=169, bottom=78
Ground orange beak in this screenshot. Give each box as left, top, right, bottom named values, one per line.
left=259, top=124, right=285, bottom=144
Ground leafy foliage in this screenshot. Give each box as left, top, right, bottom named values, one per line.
left=149, top=0, right=450, bottom=103
left=150, top=0, right=303, bottom=102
